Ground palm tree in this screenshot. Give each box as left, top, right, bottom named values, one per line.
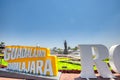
left=0, top=42, right=5, bottom=49
left=0, top=42, right=5, bottom=64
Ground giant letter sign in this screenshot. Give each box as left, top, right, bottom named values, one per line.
left=4, top=46, right=58, bottom=76
left=78, top=45, right=115, bottom=78
left=109, top=45, right=120, bottom=73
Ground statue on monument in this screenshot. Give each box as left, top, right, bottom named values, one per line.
left=63, top=40, right=68, bottom=54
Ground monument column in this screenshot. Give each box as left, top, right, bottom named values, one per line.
left=63, top=40, right=68, bottom=54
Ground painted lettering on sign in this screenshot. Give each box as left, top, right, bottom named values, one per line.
left=4, top=46, right=58, bottom=76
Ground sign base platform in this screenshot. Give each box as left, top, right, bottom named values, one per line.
left=0, top=68, right=61, bottom=80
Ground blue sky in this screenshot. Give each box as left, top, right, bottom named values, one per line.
left=0, top=0, right=120, bottom=48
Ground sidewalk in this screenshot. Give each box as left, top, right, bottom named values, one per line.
left=0, top=73, right=120, bottom=80
left=60, top=73, right=120, bottom=80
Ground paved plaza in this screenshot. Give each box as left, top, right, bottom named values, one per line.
left=0, top=73, right=120, bottom=80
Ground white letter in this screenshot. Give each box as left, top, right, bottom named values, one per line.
left=30, top=61, right=35, bottom=74
left=32, top=49, right=37, bottom=57
left=11, top=48, right=17, bottom=60
left=36, top=60, right=43, bottom=74
left=78, top=45, right=114, bottom=79
left=44, top=60, right=53, bottom=76
left=38, top=50, right=45, bottom=57
left=109, top=45, right=120, bottom=73
left=26, top=48, right=32, bottom=57
left=21, top=48, right=26, bottom=58
left=21, top=62, right=26, bottom=72
left=93, top=45, right=114, bottom=78
left=27, top=61, right=31, bottom=73
left=7, top=63, right=11, bottom=70
left=16, top=48, right=22, bottom=58
left=4, top=48, right=11, bottom=61
left=78, top=45, right=96, bottom=78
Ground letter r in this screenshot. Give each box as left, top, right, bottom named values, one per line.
left=78, top=44, right=115, bottom=79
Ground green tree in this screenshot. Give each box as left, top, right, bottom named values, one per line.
left=72, top=46, right=78, bottom=51
left=0, top=42, right=5, bottom=64
left=0, top=42, right=5, bottom=53
left=53, top=47, right=57, bottom=51
left=0, top=42, right=5, bottom=46
left=0, top=42, right=5, bottom=49
left=57, top=48, right=63, bottom=54
left=68, top=46, right=71, bottom=50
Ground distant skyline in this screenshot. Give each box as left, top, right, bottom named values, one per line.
left=0, top=0, right=120, bottom=48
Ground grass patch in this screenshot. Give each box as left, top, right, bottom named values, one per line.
left=0, top=59, right=8, bottom=66
left=58, top=60, right=81, bottom=70
left=0, top=54, right=4, bottom=56
left=57, top=57, right=110, bottom=70
left=57, top=57, right=81, bottom=70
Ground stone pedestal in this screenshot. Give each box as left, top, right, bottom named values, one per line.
left=63, top=49, right=68, bottom=54
left=0, top=68, right=61, bottom=80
